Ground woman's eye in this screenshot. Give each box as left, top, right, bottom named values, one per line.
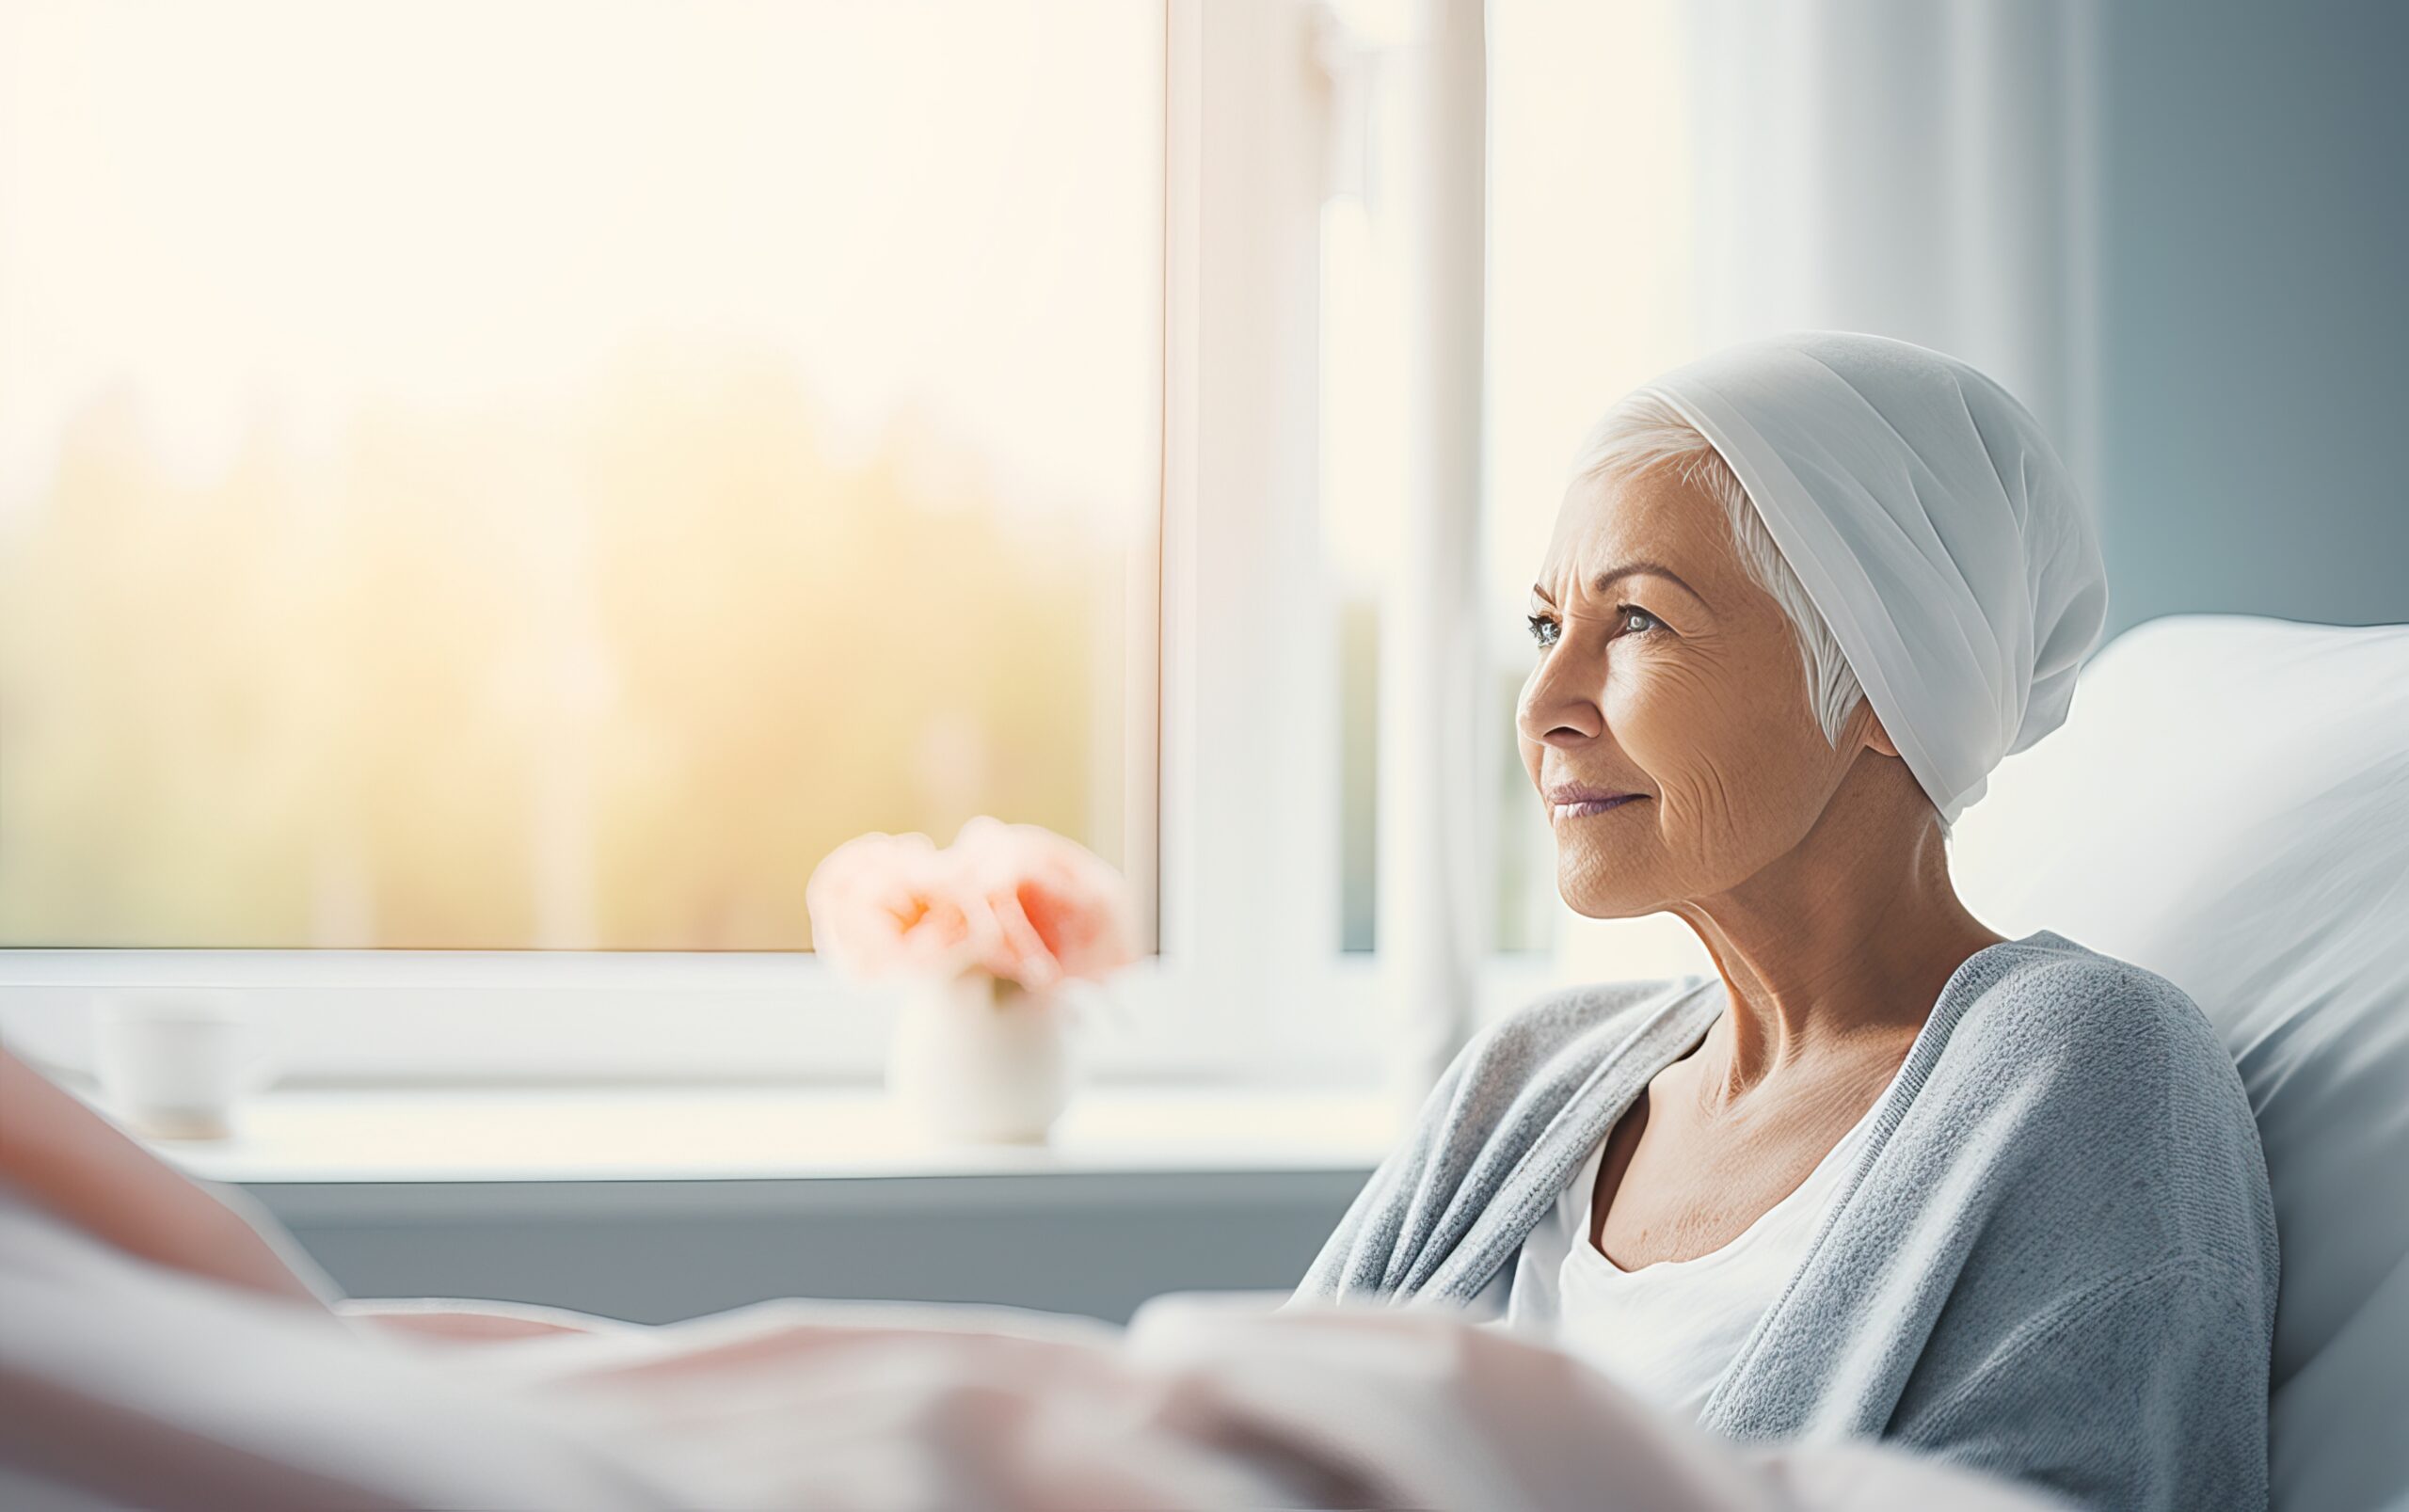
left=1526, top=608, right=1658, bottom=650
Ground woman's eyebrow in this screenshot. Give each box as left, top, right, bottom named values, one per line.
left=1530, top=562, right=1707, bottom=606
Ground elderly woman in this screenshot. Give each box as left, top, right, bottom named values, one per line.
left=1292, top=333, right=2278, bottom=1511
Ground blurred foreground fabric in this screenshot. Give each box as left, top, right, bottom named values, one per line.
left=0, top=1178, right=2061, bottom=1512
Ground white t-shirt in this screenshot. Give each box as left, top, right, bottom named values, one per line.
left=1494, top=1095, right=1882, bottom=1423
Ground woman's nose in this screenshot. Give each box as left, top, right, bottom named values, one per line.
left=1517, top=661, right=1602, bottom=746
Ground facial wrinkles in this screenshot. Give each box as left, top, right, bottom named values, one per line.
left=1600, top=613, right=1812, bottom=900
left=1605, top=620, right=1744, bottom=865
left=1647, top=724, right=1734, bottom=879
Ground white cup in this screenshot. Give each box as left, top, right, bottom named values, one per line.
left=92, top=990, right=273, bottom=1140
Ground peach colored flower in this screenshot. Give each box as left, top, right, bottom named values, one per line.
left=946, top=815, right=1141, bottom=992
left=805, top=830, right=999, bottom=982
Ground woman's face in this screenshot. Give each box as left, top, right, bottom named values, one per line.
left=1516, top=464, right=1883, bottom=918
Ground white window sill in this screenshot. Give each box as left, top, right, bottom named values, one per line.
left=149, top=1083, right=1405, bottom=1187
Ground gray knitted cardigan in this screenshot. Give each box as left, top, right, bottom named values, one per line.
left=1289, top=929, right=2277, bottom=1512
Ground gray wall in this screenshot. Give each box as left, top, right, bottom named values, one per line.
left=2096, top=1, right=2409, bottom=638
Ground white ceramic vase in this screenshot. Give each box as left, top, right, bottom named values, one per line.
left=886, top=968, right=1072, bottom=1144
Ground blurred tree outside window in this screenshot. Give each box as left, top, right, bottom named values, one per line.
left=0, top=1, right=1159, bottom=950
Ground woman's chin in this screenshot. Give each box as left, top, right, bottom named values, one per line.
left=1565, top=901, right=1651, bottom=922
left=1555, top=877, right=1661, bottom=921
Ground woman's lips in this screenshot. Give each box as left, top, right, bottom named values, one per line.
left=1552, top=794, right=1646, bottom=821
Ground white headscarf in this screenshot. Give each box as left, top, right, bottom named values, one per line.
left=1638, top=330, right=2110, bottom=827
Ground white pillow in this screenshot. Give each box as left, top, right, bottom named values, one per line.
left=1949, top=613, right=2409, bottom=1512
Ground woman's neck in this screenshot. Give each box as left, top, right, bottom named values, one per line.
left=1668, top=787, right=2007, bottom=1101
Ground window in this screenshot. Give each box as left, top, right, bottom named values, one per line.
left=0, top=0, right=1197, bottom=1081
left=0, top=0, right=1584, bottom=1087
left=0, top=1, right=1157, bottom=955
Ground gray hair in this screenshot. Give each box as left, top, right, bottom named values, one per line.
left=1567, top=390, right=1953, bottom=842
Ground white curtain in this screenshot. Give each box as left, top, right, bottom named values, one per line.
left=1683, top=0, right=2102, bottom=505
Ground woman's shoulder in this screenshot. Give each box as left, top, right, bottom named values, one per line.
left=1952, top=929, right=2238, bottom=1090
left=1935, top=930, right=2275, bottom=1272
